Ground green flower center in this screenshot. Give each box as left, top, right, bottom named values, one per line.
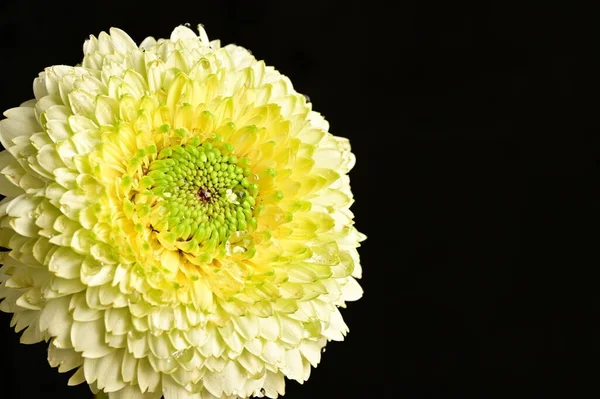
left=143, top=137, right=258, bottom=245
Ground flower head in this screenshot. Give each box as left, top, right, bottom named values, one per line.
left=0, top=25, right=365, bottom=398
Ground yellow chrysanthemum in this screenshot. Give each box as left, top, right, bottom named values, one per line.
left=0, top=25, right=365, bottom=399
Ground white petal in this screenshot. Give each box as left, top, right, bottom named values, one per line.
left=80, top=259, right=114, bottom=287
left=109, top=385, right=162, bottom=399
left=39, top=296, right=73, bottom=348
left=0, top=107, right=39, bottom=149
left=0, top=151, right=23, bottom=197
left=49, top=343, right=82, bottom=372
left=149, top=306, right=175, bottom=333
left=33, top=73, right=49, bottom=99
left=127, top=331, right=149, bottom=358
left=198, top=324, right=224, bottom=358
left=218, top=322, right=243, bottom=354
left=46, top=120, right=71, bottom=141
left=121, top=350, right=138, bottom=384
left=261, top=371, right=285, bottom=398
left=148, top=331, right=173, bottom=359
left=70, top=293, right=102, bottom=322
left=71, top=319, right=112, bottom=358
left=258, top=316, right=279, bottom=341
left=277, top=315, right=304, bottom=346
left=237, top=350, right=262, bottom=376
left=170, top=26, right=198, bottom=42
left=96, top=350, right=126, bottom=392
left=95, top=95, right=119, bottom=126
left=137, top=357, right=161, bottom=393
left=123, top=70, right=148, bottom=98
left=244, top=338, right=263, bottom=357
left=233, top=314, right=259, bottom=341
left=35, top=95, right=64, bottom=117
left=340, top=277, right=363, bottom=302
left=162, top=374, right=202, bottom=399
left=261, top=341, right=285, bottom=366
left=68, top=114, right=98, bottom=133
left=47, top=276, right=86, bottom=298
left=202, top=371, right=223, bottom=398
left=109, top=28, right=138, bottom=53
left=45, top=65, right=75, bottom=96
left=105, top=307, right=130, bottom=335
left=83, top=357, right=100, bottom=383
left=322, top=308, right=348, bottom=342
left=68, top=90, right=96, bottom=118
left=299, top=339, right=323, bottom=367
left=68, top=367, right=86, bottom=385
left=83, top=35, right=99, bottom=56
left=48, top=245, right=83, bottom=280
left=282, top=349, right=305, bottom=382
left=139, top=37, right=157, bottom=50
left=221, top=361, right=245, bottom=396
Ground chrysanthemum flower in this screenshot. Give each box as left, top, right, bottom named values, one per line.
left=0, top=25, right=365, bottom=398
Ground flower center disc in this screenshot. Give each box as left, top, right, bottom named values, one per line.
left=142, top=139, right=258, bottom=252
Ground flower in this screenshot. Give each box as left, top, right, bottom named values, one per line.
left=0, top=25, right=365, bottom=399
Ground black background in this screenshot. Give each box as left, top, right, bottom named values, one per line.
left=1, top=0, right=599, bottom=397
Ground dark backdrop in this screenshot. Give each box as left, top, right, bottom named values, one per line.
left=1, top=0, right=599, bottom=397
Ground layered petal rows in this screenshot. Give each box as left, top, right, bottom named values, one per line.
left=0, top=26, right=365, bottom=398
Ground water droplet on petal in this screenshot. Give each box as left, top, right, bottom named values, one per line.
left=158, top=357, right=177, bottom=373
left=85, top=262, right=102, bottom=276
left=172, top=347, right=194, bottom=363
left=24, top=289, right=44, bottom=307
